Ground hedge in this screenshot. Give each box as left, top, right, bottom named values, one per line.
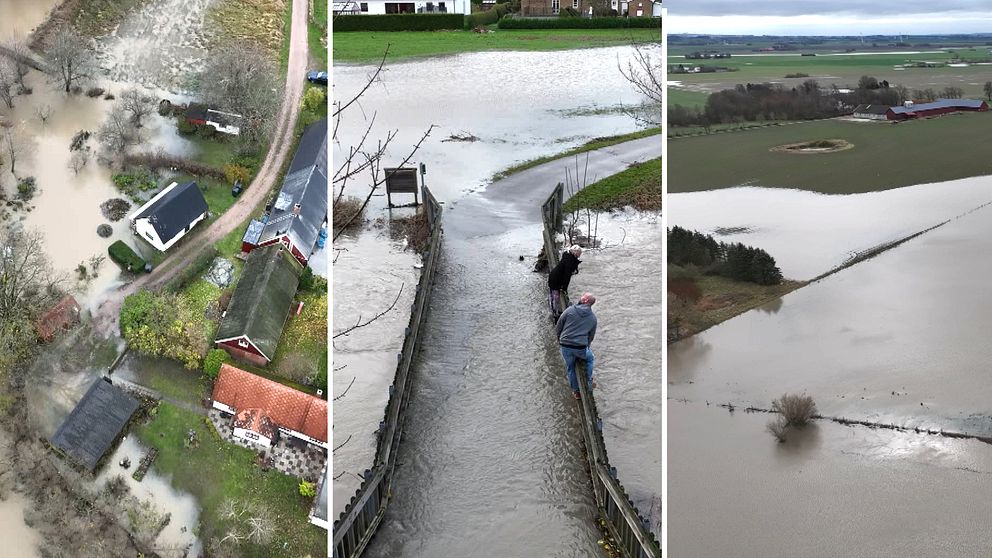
left=498, top=16, right=660, bottom=28
left=164, top=247, right=219, bottom=293
left=108, top=241, right=147, bottom=272
left=332, top=13, right=465, bottom=32
left=465, top=3, right=510, bottom=28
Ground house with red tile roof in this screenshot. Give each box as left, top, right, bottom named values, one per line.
left=211, top=364, right=328, bottom=450
left=35, top=295, right=81, bottom=342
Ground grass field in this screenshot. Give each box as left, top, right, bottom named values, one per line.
left=564, top=158, right=660, bottom=212
left=333, top=28, right=660, bottom=63
left=669, top=112, right=992, bottom=194
left=309, top=0, right=328, bottom=68
left=493, top=127, right=661, bottom=181
left=670, top=49, right=992, bottom=99
left=666, top=88, right=709, bottom=109
left=136, top=403, right=327, bottom=558
left=669, top=267, right=804, bottom=340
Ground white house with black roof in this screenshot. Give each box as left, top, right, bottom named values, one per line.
left=242, top=119, right=328, bottom=267
left=129, top=181, right=209, bottom=252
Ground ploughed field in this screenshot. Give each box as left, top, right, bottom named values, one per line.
left=669, top=112, right=992, bottom=194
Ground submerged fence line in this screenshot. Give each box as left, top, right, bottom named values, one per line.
left=332, top=185, right=443, bottom=558
left=542, top=183, right=662, bottom=558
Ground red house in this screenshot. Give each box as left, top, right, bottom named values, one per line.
left=35, top=295, right=81, bottom=342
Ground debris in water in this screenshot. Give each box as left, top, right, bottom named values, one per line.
left=97, top=224, right=113, bottom=238
left=100, top=198, right=131, bottom=221
left=442, top=131, right=480, bottom=143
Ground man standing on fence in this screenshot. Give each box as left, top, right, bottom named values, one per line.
left=556, top=292, right=597, bottom=400
left=548, top=245, right=582, bottom=319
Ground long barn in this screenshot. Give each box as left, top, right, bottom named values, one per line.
left=854, top=98, right=989, bottom=121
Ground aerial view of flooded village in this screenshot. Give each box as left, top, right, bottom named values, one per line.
left=0, top=0, right=329, bottom=556
left=667, top=1, right=992, bottom=556
left=329, top=3, right=661, bottom=556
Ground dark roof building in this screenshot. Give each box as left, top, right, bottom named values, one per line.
left=215, top=245, right=301, bottom=365
left=50, top=378, right=139, bottom=471
left=890, top=98, right=990, bottom=116
left=129, top=181, right=209, bottom=251
left=249, top=119, right=328, bottom=267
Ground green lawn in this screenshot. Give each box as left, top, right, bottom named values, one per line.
left=271, top=287, right=328, bottom=393
left=334, top=28, right=660, bottom=63
left=667, top=88, right=709, bottom=109
left=493, top=127, right=661, bottom=181
left=669, top=112, right=992, bottom=194
left=135, top=403, right=327, bottom=558
left=564, top=158, right=660, bottom=212
left=309, top=0, right=329, bottom=68
left=186, top=136, right=239, bottom=169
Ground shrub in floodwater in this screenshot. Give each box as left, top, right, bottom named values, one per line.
left=772, top=393, right=817, bottom=427
left=176, top=119, right=196, bottom=135
left=16, top=177, right=36, bottom=201
left=766, top=415, right=788, bottom=443
left=333, top=196, right=365, bottom=231
left=86, top=87, right=105, bottom=98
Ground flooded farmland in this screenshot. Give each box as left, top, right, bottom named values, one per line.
left=669, top=402, right=992, bottom=556
left=670, top=174, right=992, bottom=554
left=0, top=0, right=59, bottom=40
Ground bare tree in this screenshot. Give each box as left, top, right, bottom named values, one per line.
left=217, top=499, right=275, bottom=548
left=0, top=59, right=16, bottom=109
left=98, top=104, right=142, bottom=154
left=2, top=39, right=32, bottom=90
left=44, top=24, right=94, bottom=93
left=200, top=44, right=282, bottom=147
left=0, top=228, right=63, bottom=322
left=618, top=43, right=662, bottom=126
left=35, top=103, right=52, bottom=125
left=68, top=150, right=89, bottom=174
left=0, top=123, right=33, bottom=176
left=985, top=81, right=992, bottom=101
left=120, top=88, right=154, bottom=126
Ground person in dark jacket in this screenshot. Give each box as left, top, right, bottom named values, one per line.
left=556, top=292, right=597, bottom=399
left=548, top=245, right=582, bottom=317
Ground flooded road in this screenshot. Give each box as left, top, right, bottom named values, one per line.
left=333, top=45, right=659, bottom=547
left=362, top=133, right=658, bottom=554
left=566, top=212, right=663, bottom=537
left=669, top=402, right=992, bottom=556
left=668, top=178, right=992, bottom=279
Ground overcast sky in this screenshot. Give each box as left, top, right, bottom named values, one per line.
left=667, top=1, right=992, bottom=35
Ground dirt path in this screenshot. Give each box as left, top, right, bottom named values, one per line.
left=91, top=0, right=309, bottom=335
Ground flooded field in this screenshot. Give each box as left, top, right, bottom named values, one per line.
left=668, top=178, right=992, bottom=279
left=0, top=490, right=41, bottom=558
left=566, top=212, right=663, bottom=536
left=333, top=45, right=656, bottom=208
left=0, top=0, right=59, bottom=40
left=669, top=402, right=992, bottom=556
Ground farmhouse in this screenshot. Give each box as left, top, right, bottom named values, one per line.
left=50, top=378, right=140, bottom=472
left=242, top=119, right=328, bottom=267
left=332, top=0, right=470, bottom=14
left=211, top=364, right=328, bottom=449
left=215, top=245, right=300, bottom=366
left=853, top=99, right=989, bottom=121
left=35, top=295, right=81, bottom=342
left=129, top=181, right=209, bottom=252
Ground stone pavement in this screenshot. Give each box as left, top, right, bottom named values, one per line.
left=208, top=408, right=326, bottom=481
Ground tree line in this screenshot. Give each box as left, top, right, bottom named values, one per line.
left=667, top=226, right=783, bottom=286
left=669, top=75, right=981, bottom=129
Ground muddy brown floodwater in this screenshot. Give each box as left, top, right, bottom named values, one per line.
left=0, top=0, right=59, bottom=41
left=566, top=212, right=663, bottom=538
left=669, top=402, right=992, bottom=556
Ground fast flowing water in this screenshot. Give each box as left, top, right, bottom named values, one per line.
left=566, top=212, right=663, bottom=538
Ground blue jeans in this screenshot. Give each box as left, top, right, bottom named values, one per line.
left=560, top=346, right=594, bottom=393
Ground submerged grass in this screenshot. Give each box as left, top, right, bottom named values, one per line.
left=493, top=127, right=661, bottom=181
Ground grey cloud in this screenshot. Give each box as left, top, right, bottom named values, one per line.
left=665, top=0, right=990, bottom=17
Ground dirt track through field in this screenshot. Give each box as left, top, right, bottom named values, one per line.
left=91, top=0, right=309, bottom=335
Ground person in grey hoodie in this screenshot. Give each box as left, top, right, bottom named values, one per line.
left=555, top=292, right=597, bottom=399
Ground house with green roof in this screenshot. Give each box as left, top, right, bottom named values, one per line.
left=215, top=245, right=301, bottom=365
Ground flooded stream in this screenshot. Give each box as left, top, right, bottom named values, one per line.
left=0, top=0, right=59, bottom=41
